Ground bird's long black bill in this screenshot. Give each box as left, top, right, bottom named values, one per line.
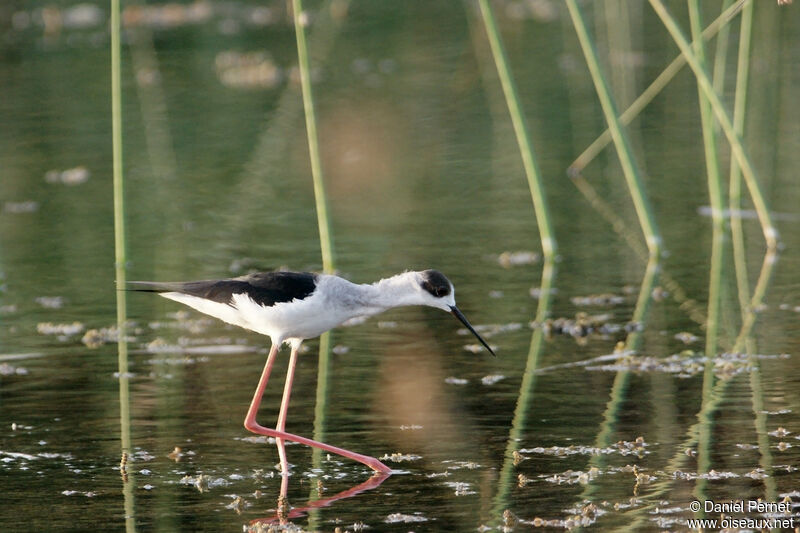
left=450, top=306, right=496, bottom=356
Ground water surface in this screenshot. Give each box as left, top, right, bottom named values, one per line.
left=1, top=1, right=799, bottom=531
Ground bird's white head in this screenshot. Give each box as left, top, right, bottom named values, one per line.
left=413, top=270, right=496, bottom=356
left=415, top=269, right=456, bottom=311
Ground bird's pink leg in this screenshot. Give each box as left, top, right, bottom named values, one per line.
left=244, top=343, right=392, bottom=474
left=274, top=345, right=299, bottom=476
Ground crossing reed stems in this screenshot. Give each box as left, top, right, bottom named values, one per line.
left=566, top=0, right=661, bottom=256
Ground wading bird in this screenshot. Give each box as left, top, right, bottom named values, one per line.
left=129, top=269, right=495, bottom=474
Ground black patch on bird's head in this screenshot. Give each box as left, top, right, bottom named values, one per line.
left=420, top=270, right=452, bottom=298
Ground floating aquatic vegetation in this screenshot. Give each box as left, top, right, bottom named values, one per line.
left=149, top=314, right=215, bottom=334
left=443, top=480, right=476, bottom=495
left=122, top=1, right=213, bottom=29
left=541, top=467, right=600, bottom=485
left=37, top=321, right=84, bottom=337
left=379, top=453, right=422, bottom=463
left=444, top=376, right=468, bottom=385
left=237, top=436, right=275, bottom=445
left=180, top=473, right=230, bottom=492
left=0, top=450, right=38, bottom=462
left=377, top=320, right=397, bottom=328
left=246, top=520, right=308, bottom=533
left=61, top=490, right=97, bottom=497
left=496, top=250, right=540, bottom=268
left=529, top=286, right=559, bottom=299
left=480, top=374, right=505, bottom=386
left=82, top=325, right=128, bottom=348
left=673, top=331, right=699, bottom=344
left=225, top=494, right=250, bottom=513
left=145, top=338, right=254, bottom=355
left=532, top=313, right=627, bottom=343
left=399, top=424, right=423, bottom=431
left=671, top=469, right=740, bottom=480
left=3, top=201, right=39, bottom=213
left=744, top=468, right=769, bottom=479
left=341, top=315, right=368, bottom=327
left=570, top=293, right=625, bottom=306
left=384, top=512, right=429, bottom=523
left=763, top=408, right=792, bottom=415
left=44, top=166, right=90, bottom=185
left=528, top=502, right=603, bottom=529
left=520, top=437, right=649, bottom=458
left=35, top=296, right=65, bottom=308
left=332, top=345, right=349, bottom=355
left=443, top=460, right=481, bottom=470
left=651, top=286, right=669, bottom=301
left=147, top=355, right=211, bottom=367
left=463, top=343, right=497, bottom=354
left=585, top=350, right=789, bottom=379
left=769, top=427, right=790, bottom=437
left=458, top=322, right=522, bottom=339
left=168, top=446, right=196, bottom=462
left=215, top=50, right=282, bottom=89
left=0, top=363, right=28, bottom=376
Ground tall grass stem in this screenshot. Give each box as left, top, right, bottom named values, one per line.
left=477, top=0, right=556, bottom=259
left=729, top=1, right=754, bottom=313
left=490, top=258, right=555, bottom=523
left=111, top=0, right=135, bottom=530
left=293, top=0, right=335, bottom=273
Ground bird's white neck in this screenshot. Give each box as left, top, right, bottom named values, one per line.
left=364, top=271, right=423, bottom=310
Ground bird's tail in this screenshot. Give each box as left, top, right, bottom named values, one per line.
left=123, top=281, right=184, bottom=293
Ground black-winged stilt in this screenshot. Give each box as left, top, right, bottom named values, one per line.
left=128, top=269, right=495, bottom=474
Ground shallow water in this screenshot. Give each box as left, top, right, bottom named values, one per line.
left=2, top=1, right=800, bottom=531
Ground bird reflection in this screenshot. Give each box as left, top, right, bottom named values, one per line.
left=247, top=471, right=390, bottom=528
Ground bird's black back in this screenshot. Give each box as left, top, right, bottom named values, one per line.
left=129, top=271, right=317, bottom=307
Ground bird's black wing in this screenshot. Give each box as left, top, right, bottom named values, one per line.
left=127, top=271, right=317, bottom=307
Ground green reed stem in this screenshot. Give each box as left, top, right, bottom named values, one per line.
left=688, top=0, right=725, bottom=229
left=490, top=258, right=555, bottom=522
left=293, top=0, right=335, bottom=273
left=622, top=248, right=777, bottom=530
left=293, top=6, right=334, bottom=522
left=311, top=331, right=331, bottom=467
left=730, top=0, right=753, bottom=313
left=688, top=1, right=725, bottom=503
left=749, top=362, right=777, bottom=501
left=711, top=0, right=735, bottom=97
left=726, top=1, right=776, bottom=501
left=477, top=0, right=556, bottom=259
left=111, top=2, right=126, bottom=292
left=732, top=250, right=776, bottom=353
left=111, top=0, right=135, bottom=530
left=566, top=0, right=661, bottom=256
left=579, top=256, right=659, bottom=503
left=569, top=0, right=745, bottom=174
left=649, top=0, right=777, bottom=250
